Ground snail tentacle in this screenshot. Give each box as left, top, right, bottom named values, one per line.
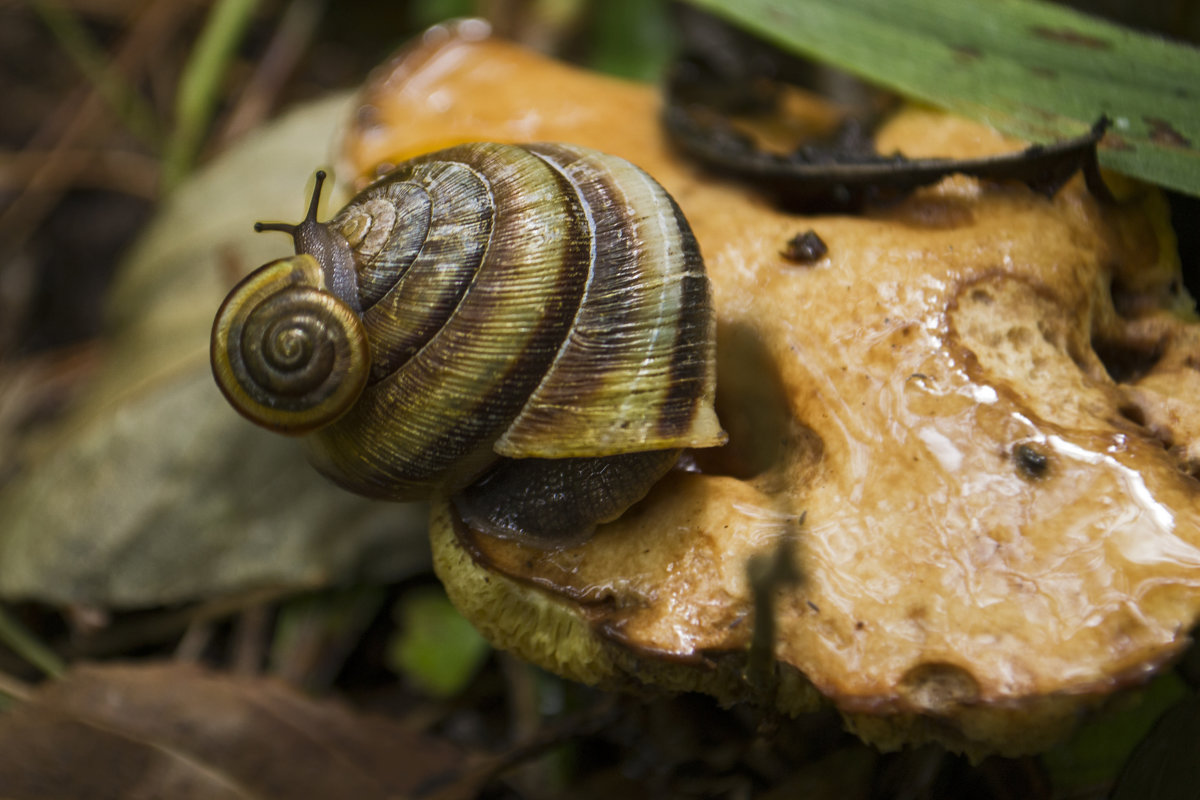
left=256, top=170, right=362, bottom=312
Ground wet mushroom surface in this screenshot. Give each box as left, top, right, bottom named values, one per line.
left=341, top=26, right=1200, bottom=755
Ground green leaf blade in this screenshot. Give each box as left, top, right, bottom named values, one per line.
left=684, top=0, right=1200, bottom=196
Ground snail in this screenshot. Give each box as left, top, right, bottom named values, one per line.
left=211, top=142, right=726, bottom=544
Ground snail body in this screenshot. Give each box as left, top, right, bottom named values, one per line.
left=212, top=142, right=724, bottom=544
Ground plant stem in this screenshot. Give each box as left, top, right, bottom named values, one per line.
left=162, top=0, right=260, bottom=190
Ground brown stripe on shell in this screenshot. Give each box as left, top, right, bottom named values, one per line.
left=352, top=161, right=495, bottom=383
left=495, top=143, right=724, bottom=457
left=305, top=143, right=591, bottom=497
left=656, top=194, right=718, bottom=439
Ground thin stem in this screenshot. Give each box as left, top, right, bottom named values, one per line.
left=216, top=0, right=325, bottom=147
left=0, top=1, right=189, bottom=256
left=162, top=0, right=260, bottom=190
left=0, top=606, right=65, bottom=679
left=0, top=148, right=160, bottom=198
left=0, top=669, right=33, bottom=703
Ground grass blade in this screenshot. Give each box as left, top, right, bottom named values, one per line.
left=31, top=0, right=163, bottom=148
left=0, top=606, right=64, bottom=679
left=162, top=0, right=260, bottom=190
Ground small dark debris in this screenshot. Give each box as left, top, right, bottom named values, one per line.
left=1014, top=443, right=1049, bottom=480
left=781, top=230, right=828, bottom=263
left=807, top=601, right=820, bottom=613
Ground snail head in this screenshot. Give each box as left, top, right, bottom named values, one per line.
left=255, top=170, right=361, bottom=312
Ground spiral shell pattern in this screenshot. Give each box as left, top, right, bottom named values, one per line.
left=211, top=255, right=370, bottom=434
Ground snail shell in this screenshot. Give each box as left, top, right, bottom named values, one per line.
left=212, top=142, right=725, bottom=544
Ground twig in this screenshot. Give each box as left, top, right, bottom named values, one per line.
left=30, top=0, right=163, bottom=148
left=217, top=0, right=324, bottom=148
left=0, top=1, right=189, bottom=256
left=69, top=586, right=291, bottom=658
left=174, top=619, right=216, bottom=663
left=161, top=0, right=260, bottom=190
left=231, top=603, right=271, bottom=675
left=269, top=586, right=385, bottom=691
left=501, top=651, right=541, bottom=742
left=0, top=148, right=160, bottom=199
left=0, top=605, right=65, bottom=679
left=0, top=668, right=33, bottom=702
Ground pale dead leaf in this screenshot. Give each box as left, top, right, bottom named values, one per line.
left=0, top=94, right=429, bottom=608
left=0, top=662, right=465, bottom=799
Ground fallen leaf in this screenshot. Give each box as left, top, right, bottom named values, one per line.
left=0, top=662, right=464, bottom=799
left=0, top=93, right=429, bottom=608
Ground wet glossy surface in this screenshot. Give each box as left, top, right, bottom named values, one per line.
left=346, top=25, right=1200, bottom=738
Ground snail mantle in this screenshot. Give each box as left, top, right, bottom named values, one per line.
left=327, top=26, right=1200, bottom=756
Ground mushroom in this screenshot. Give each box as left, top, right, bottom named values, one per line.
left=340, top=23, right=1200, bottom=756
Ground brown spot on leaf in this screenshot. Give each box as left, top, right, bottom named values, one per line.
left=1102, top=132, right=1136, bottom=152
left=952, top=44, right=983, bottom=63
left=1030, top=26, right=1111, bottom=49
left=1145, top=117, right=1192, bottom=148
left=1026, top=106, right=1059, bottom=121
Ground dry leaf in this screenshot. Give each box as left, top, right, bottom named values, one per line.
left=0, top=662, right=464, bottom=799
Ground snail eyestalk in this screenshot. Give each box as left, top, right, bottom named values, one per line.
left=254, top=169, right=361, bottom=311
left=254, top=221, right=298, bottom=234
left=254, top=170, right=326, bottom=235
